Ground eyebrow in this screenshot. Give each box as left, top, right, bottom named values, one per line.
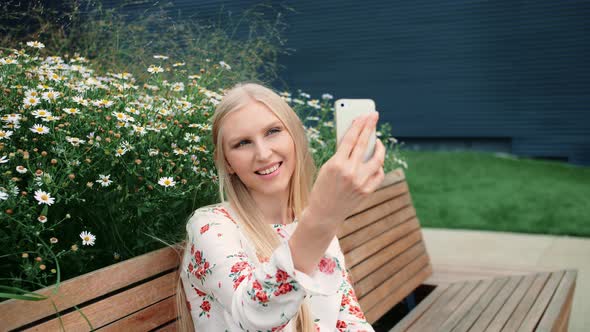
left=227, top=121, right=283, bottom=146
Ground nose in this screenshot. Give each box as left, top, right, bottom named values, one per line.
left=254, top=139, right=273, bottom=161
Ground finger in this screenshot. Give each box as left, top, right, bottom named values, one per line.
left=335, top=114, right=370, bottom=160
left=357, top=139, right=386, bottom=185
left=350, top=112, right=378, bottom=163
left=365, top=166, right=385, bottom=194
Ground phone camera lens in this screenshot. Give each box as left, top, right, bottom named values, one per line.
left=340, top=103, right=344, bottom=107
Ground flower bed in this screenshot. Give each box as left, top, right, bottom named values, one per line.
left=0, top=42, right=405, bottom=298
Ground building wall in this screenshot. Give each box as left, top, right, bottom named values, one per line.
left=104, top=0, right=590, bottom=165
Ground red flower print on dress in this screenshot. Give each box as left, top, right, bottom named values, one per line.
left=199, top=300, right=211, bottom=318
left=194, top=286, right=207, bottom=297
left=233, top=274, right=247, bottom=290
left=341, top=294, right=350, bottom=308
left=336, top=320, right=348, bottom=331
left=200, top=300, right=211, bottom=312
left=190, top=243, right=195, bottom=255
left=272, top=322, right=289, bottom=331
left=255, top=290, right=269, bottom=303
left=231, top=261, right=250, bottom=273
left=348, top=305, right=366, bottom=320
left=188, top=262, right=194, bottom=273
left=194, top=261, right=210, bottom=280
left=194, top=250, right=203, bottom=265
left=253, top=280, right=262, bottom=290
left=200, top=224, right=210, bottom=234
left=275, top=269, right=289, bottom=283
left=273, top=283, right=293, bottom=296
left=213, top=207, right=237, bottom=224
left=318, top=256, right=336, bottom=274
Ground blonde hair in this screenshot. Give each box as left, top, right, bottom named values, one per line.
left=175, top=82, right=317, bottom=331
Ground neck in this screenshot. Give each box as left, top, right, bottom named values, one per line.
left=250, top=189, right=293, bottom=225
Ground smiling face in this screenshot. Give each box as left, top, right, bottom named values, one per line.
left=222, top=100, right=296, bottom=199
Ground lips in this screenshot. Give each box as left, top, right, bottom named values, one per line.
left=255, top=161, right=282, bottom=174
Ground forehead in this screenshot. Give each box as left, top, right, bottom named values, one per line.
left=222, top=101, right=282, bottom=140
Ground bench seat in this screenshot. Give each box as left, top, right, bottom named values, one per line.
left=392, top=270, right=577, bottom=332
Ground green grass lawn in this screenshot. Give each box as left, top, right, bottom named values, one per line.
left=397, top=150, right=590, bottom=238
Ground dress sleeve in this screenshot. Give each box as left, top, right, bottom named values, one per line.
left=334, top=242, right=375, bottom=332
left=183, top=207, right=344, bottom=331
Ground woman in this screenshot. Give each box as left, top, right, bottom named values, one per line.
left=175, top=82, right=386, bottom=331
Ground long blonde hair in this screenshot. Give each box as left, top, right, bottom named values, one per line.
left=175, top=82, right=317, bottom=331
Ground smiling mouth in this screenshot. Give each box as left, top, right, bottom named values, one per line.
left=255, top=162, right=282, bottom=175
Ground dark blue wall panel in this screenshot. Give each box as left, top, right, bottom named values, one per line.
left=105, top=0, right=590, bottom=166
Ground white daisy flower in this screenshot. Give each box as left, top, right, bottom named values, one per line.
left=38, top=215, right=48, bottom=223
left=158, top=177, right=176, bottom=187
left=153, top=55, right=169, bottom=60
left=16, top=166, right=27, bottom=174
left=23, top=96, right=41, bottom=107
left=322, top=93, right=334, bottom=100
left=31, top=109, right=51, bottom=118
left=96, top=174, right=113, bottom=187
left=147, top=65, right=164, bottom=73
left=148, top=148, right=159, bottom=156
left=63, top=108, right=80, bottom=115
left=0, top=156, right=9, bottom=164
left=26, top=41, right=45, bottom=49
left=34, top=190, right=55, bottom=205
left=0, top=191, right=8, bottom=201
left=171, top=82, right=185, bottom=92
left=184, top=133, right=201, bottom=143
left=30, top=124, right=50, bottom=134
left=80, top=231, right=96, bottom=246
left=66, top=136, right=85, bottom=147
left=132, top=125, right=146, bottom=136
left=114, top=147, right=127, bottom=157
left=299, top=92, right=311, bottom=98
left=173, top=147, right=187, bottom=156
left=172, top=62, right=185, bottom=67
left=41, top=90, right=60, bottom=102
left=219, top=61, right=231, bottom=70
left=0, top=130, right=13, bottom=140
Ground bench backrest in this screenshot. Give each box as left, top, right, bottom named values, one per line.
left=0, top=168, right=430, bottom=330
left=338, top=168, right=432, bottom=323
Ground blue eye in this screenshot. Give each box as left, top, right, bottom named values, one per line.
left=234, top=127, right=281, bottom=148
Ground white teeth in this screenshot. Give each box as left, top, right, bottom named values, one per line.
left=257, top=163, right=280, bottom=175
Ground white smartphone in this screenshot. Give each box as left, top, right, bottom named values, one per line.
left=335, top=99, right=378, bottom=162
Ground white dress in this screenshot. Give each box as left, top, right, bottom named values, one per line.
left=180, top=201, right=375, bottom=332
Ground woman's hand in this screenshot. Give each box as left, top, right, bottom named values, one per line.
left=307, top=112, right=386, bottom=227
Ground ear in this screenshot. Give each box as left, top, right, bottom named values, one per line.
left=226, top=163, right=235, bottom=175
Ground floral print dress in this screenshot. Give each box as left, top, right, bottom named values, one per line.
left=180, top=202, right=375, bottom=332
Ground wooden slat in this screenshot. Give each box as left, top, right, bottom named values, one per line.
left=499, top=272, right=551, bottom=332
left=339, top=183, right=411, bottom=239
left=438, top=278, right=496, bottom=332
left=351, top=169, right=407, bottom=217
left=467, top=275, right=522, bottom=331
left=390, top=283, right=451, bottom=332
left=25, top=272, right=177, bottom=331
left=97, top=296, right=177, bottom=332
left=346, top=218, right=421, bottom=268
left=451, top=276, right=510, bottom=332
left=536, top=270, right=577, bottom=332
left=484, top=274, right=538, bottom=332
left=0, top=245, right=181, bottom=331
left=426, top=263, right=552, bottom=286
left=349, top=229, right=424, bottom=283
left=365, top=263, right=433, bottom=325
left=518, top=271, right=565, bottom=331
left=408, top=281, right=477, bottom=332
left=340, top=201, right=415, bottom=253
left=154, top=320, right=178, bottom=332
left=359, top=253, right=430, bottom=312
left=354, top=242, right=427, bottom=298
left=353, top=168, right=406, bottom=217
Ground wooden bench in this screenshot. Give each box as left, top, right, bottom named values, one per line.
left=0, top=169, right=577, bottom=331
